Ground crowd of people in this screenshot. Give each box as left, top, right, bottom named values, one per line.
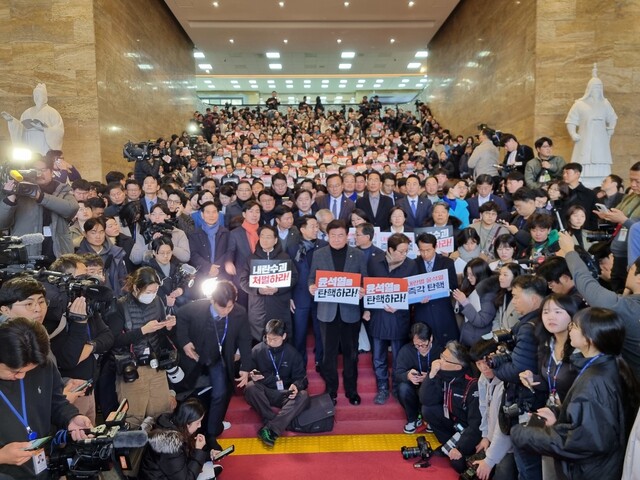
left=0, top=97, right=639, bottom=479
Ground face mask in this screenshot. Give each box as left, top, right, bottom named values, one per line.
left=138, top=292, right=156, bottom=305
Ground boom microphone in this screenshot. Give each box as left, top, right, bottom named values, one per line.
left=75, top=430, right=148, bottom=449
left=9, top=170, right=23, bottom=182
left=19, top=233, right=45, bottom=246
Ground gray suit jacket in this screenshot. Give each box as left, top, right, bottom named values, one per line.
left=308, top=245, right=368, bottom=323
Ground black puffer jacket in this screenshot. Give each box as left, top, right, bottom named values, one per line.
left=138, top=414, right=209, bottom=480
left=511, top=354, right=626, bottom=480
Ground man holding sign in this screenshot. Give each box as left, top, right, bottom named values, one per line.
left=364, top=233, right=418, bottom=404
left=413, top=233, right=460, bottom=347
left=309, top=220, right=368, bottom=406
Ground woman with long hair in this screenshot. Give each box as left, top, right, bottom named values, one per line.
left=492, top=263, right=525, bottom=332
left=512, top=307, right=640, bottom=480
left=139, top=398, right=223, bottom=479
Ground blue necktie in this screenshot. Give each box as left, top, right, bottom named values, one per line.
left=411, top=199, right=417, bottom=217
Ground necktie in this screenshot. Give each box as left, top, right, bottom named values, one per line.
left=331, top=198, right=338, bottom=218
left=426, top=261, right=433, bottom=273
left=411, top=199, right=417, bottom=217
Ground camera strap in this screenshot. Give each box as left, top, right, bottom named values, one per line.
left=0, top=379, right=38, bottom=440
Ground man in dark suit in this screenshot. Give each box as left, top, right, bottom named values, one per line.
left=356, top=171, right=393, bottom=230
left=466, top=174, right=509, bottom=220
left=397, top=174, right=433, bottom=228
left=308, top=220, right=368, bottom=405
left=287, top=215, right=327, bottom=367
left=140, top=175, right=167, bottom=217
left=413, top=233, right=459, bottom=346
left=176, top=280, right=252, bottom=450
left=500, top=133, right=534, bottom=177
left=221, top=164, right=240, bottom=184
left=274, top=205, right=300, bottom=252
left=315, top=173, right=355, bottom=222
left=563, top=163, right=598, bottom=229
left=355, top=222, right=384, bottom=264
left=381, top=173, right=405, bottom=206
left=188, top=201, right=230, bottom=287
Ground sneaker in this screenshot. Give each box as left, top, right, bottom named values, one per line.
left=403, top=418, right=423, bottom=434
left=373, top=389, right=390, bottom=405
left=223, top=421, right=231, bottom=431
left=213, top=464, right=223, bottom=477
left=424, top=423, right=433, bottom=433
left=258, top=427, right=276, bottom=447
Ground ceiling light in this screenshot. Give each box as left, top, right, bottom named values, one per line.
left=415, top=84, right=424, bottom=88
left=390, top=38, right=395, bottom=44
left=478, top=50, right=491, bottom=57
left=320, top=96, right=327, bottom=101
left=340, top=80, right=348, bottom=84
left=212, top=1, right=219, bottom=6
left=339, top=85, right=346, bottom=88
left=321, top=80, right=329, bottom=84
left=283, top=39, right=288, bottom=43
left=193, top=52, right=205, bottom=58
left=337, top=39, right=342, bottom=44
left=205, top=70, right=210, bottom=74
left=415, top=51, right=429, bottom=58
left=357, top=79, right=365, bottom=83
left=230, top=80, right=238, bottom=84
left=138, top=64, right=153, bottom=70
left=251, top=85, right=259, bottom=88
left=304, top=80, right=311, bottom=84
left=269, top=63, right=282, bottom=70
left=356, top=85, right=363, bottom=88
left=335, top=96, right=343, bottom=100
left=466, top=61, right=479, bottom=68
left=208, top=85, right=216, bottom=88
left=198, top=63, right=212, bottom=70
left=248, top=80, right=257, bottom=84
left=374, top=83, right=381, bottom=88
left=408, top=1, right=415, bottom=6
left=304, top=85, right=311, bottom=88
left=279, top=1, right=285, bottom=6
left=229, top=39, right=234, bottom=43
left=400, top=84, right=408, bottom=87
left=376, top=79, right=383, bottom=82
left=286, top=85, right=293, bottom=88
left=288, top=96, right=295, bottom=100
left=339, top=63, right=352, bottom=70
left=400, top=79, right=409, bottom=83
left=321, top=85, right=329, bottom=88
left=285, top=80, right=293, bottom=84
left=407, top=62, right=421, bottom=69
left=204, top=80, right=212, bottom=84
left=266, top=52, right=280, bottom=59
left=233, top=85, right=241, bottom=89
left=344, top=1, right=350, bottom=6
left=341, top=51, right=356, bottom=59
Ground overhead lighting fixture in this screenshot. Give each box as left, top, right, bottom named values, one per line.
left=374, top=83, right=382, bottom=88
left=208, top=85, right=216, bottom=89
left=285, top=80, right=293, bottom=84
left=251, top=85, right=259, bottom=88
left=407, top=62, right=421, bottom=69
left=266, top=52, right=280, bottom=59
left=466, top=61, right=479, bottom=68
left=356, top=84, right=364, bottom=88
left=400, top=79, right=409, bottom=83
left=138, top=64, right=153, bottom=70
left=340, top=80, right=348, bottom=84
left=303, top=80, right=311, bottom=84
left=415, top=51, right=429, bottom=58
left=337, top=38, right=342, bottom=44
left=321, top=85, right=329, bottom=88
left=344, top=1, right=350, bottom=6
left=339, top=63, right=352, bottom=70
left=478, top=50, right=491, bottom=57
left=288, top=96, right=295, bottom=100
left=339, top=85, right=346, bottom=88
left=212, top=1, right=219, bottom=6
left=408, top=1, right=415, bottom=6
left=286, top=85, right=293, bottom=88
left=320, top=96, right=327, bottom=101
left=357, top=79, right=365, bottom=83
left=321, top=80, right=329, bottom=84
left=279, top=1, right=285, bottom=6
left=376, top=79, right=384, bottom=82
left=233, top=85, right=241, bottom=89
left=304, top=85, right=311, bottom=88
left=335, top=96, right=343, bottom=100
left=341, top=51, right=356, bottom=59
left=390, top=38, right=395, bottom=44
left=230, top=80, right=238, bottom=84
left=204, top=80, right=212, bottom=84
left=269, top=63, right=282, bottom=69
left=229, top=38, right=234, bottom=43
left=198, top=64, right=212, bottom=70
left=248, top=80, right=257, bottom=84
left=193, top=52, right=205, bottom=58
left=283, top=39, right=288, bottom=43
left=415, top=84, right=424, bottom=88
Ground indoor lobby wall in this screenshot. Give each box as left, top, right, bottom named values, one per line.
left=0, top=0, right=101, bottom=174
left=94, top=0, right=197, bottom=178
left=421, top=0, right=537, bottom=145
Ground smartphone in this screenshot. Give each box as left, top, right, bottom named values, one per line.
left=23, top=436, right=52, bottom=451
left=250, top=370, right=262, bottom=376
left=71, top=379, right=93, bottom=393
left=525, top=413, right=547, bottom=428
left=595, top=203, right=609, bottom=213
left=213, top=444, right=235, bottom=461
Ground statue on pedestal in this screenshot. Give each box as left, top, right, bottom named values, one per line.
left=1, top=83, right=65, bottom=155
left=565, top=64, right=617, bottom=179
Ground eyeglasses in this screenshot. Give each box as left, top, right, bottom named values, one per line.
left=440, top=352, right=461, bottom=365
left=13, top=298, right=50, bottom=311
left=413, top=342, right=430, bottom=349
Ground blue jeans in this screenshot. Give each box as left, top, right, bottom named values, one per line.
left=372, top=338, right=404, bottom=390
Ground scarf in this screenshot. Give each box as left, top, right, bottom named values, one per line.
left=201, top=220, right=220, bottom=262
left=243, top=220, right=260, bottom=253
left=458, top=244, right=481, bottom=263
left=442, top=196, right=457, bottom=211
left=385, top=251, right=404, bottom=272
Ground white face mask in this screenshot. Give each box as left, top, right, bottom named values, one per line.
left=137, top=292, right=157, bottom=305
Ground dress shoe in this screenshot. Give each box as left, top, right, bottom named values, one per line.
left=347, top=393, right=361, bottom=405
left=258, top=427, right=276, bottom=447
left=373, top=389, right=389, bottom=405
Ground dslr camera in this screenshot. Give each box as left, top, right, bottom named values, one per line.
left=401, top=435, right=433, bottom=469
left=486, top=329, right=515, bottom=369
left=459, top=452, right=486, bottom=480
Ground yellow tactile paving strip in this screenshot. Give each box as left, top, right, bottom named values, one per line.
left=221, top=433, right=442, bottom=456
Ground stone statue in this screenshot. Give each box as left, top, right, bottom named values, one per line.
left=565, top=64, right=617, bottom=179
left=1, top=83, right=64, bottom=155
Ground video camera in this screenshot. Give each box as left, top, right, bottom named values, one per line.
left=401, top=435, right=433, bottom=469
left=43, top=271, right=113, bottom=317
left=48, top=399, right=148, bottom=480
left=486, top=329, right=515, bottom=369
left=140, top=218, right=176, bottom=244
left=173, top=263, right=197, bottom=291
left=123, top=141, right=158, bottom=163
left=0, top=166, right=41, bottom=198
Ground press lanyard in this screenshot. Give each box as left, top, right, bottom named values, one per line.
left=209, top=305, right=228, bottom=356
left=546, top=355, right=563, bottom=394
left=268, top=350, right=285, bottom=380
left=417, top=350, right=430, bottom=375
left=0, top=379, right=38, bottom=440
left=576, top=354, right=604, bottom=380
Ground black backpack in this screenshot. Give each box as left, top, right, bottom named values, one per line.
left=288, top=393, right=335, bottom=433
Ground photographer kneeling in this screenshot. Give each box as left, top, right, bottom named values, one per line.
left=107, top=267, right=176, bottom=427
left=420, top=341, right=482, bottom=473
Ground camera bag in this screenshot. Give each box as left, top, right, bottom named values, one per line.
left=288, top=393, right=335, bottom=433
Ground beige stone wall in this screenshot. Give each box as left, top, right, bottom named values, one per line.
left=423, top=0, right=640, bottom=179
left=420, top=0, right=537, bottom=145
left=94, top=0, right=196, bottom=178
left=0, top=0, right=197, bottom=181
left=0, top=0, right=100, bottom=174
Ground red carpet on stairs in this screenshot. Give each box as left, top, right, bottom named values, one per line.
left=218, top=338, right=459, bottom=480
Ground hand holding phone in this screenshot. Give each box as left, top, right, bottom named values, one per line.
left=23, top=436, right=52, bottom=451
